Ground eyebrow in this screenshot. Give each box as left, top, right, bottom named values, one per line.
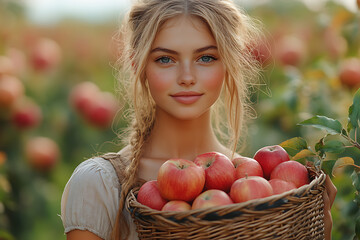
left=150, top=45, right=218, bottom=55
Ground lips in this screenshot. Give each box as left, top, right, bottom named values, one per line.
left=171, top=91, right=203, bottom=104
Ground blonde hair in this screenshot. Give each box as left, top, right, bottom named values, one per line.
left=113, top=0, right=262, bottom=239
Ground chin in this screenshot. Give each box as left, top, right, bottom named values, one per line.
left=172, top=109, right=210, bottom=121
left=157, top=105, right=211, bottom=121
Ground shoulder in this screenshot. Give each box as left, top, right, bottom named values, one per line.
left=62, top=156, right=121, bottom=204
left=72, top=144, right=132, bottom=182
left=101, top=145, right=132, bottom=165
left=61, top=157, right=121, bottom=239
left=71, top=157, right=119, bottom=185
left=118, top=144, right=132, bottom=157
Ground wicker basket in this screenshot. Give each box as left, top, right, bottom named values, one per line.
left=126, top=168, right=326, bottom=240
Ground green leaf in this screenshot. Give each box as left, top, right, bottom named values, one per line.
left=332, top=157, right=357, bottom=177
left=341, top=128, right=349, bottom=137
left=279, top=137, right=309, bottom=157
left=351, top=170, right=360, bottom=192
left=355, top=220, right=360, bottom=239
left=348, top=88, right=360, bottom=133
left=294, top=157, right=308, bottom=166
left=0, top=230, right=15, bottom=240
left=351, top=170, right=360, bottom=212
left=321, top=160, right=336, bottom=176
left=318, top=140, right=346, bottom=154
left=299, top=115, right=343, bottom=135
left=315, top=137, right=326, bottom=158
left=356, top=216, right=360, bottom=240
left=347, top=118, right=354, bottom=134
left=292, top=149, right=315, bottom=161
left=301, top=155, right=322, bottom=170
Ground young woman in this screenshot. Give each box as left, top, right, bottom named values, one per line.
left=61, top=0, right=337, bottom=239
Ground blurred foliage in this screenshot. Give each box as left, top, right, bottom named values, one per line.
left=0, top=0, right=359, bottom=239
left=0, top=1, right=125, bottom=240
left=245, top=1, right=360, bottom=239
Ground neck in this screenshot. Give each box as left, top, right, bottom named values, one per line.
left=142, top=109, right=224, bottom=161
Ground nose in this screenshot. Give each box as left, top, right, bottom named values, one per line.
left=178, top=61, right=195, bottom=86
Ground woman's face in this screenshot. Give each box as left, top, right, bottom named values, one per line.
left=145, top=15, right=225, bottom=120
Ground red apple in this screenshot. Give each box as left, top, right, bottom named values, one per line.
left=270, top=161, right=310, bottom=188
left=339, top=58, right=360, bottom=89
left=161, top=200, right=191, bottom=212
left=323, top=28, right=347, bottom=60
left=0, top=55, right=16, bottom=77
left=194, top=152, right=235, bottom=192
left=69, top=81, right=100, bottom=115
left=269, top=179, right=296, bottom=195
left=137, top=180, right=168, bottom=210
left=83, top=91, right=119, bottom=129
left=253, top=145, right=290, bottom=179
left=5, top=48, right=27, bottom=76
left=229, top=176, right=273, bottom=203
left=250, top=38, right=272, bottom=66
left=191, top=189, right=233, bottom=210
left=275, top=35, right=306, bottom=66
left=0, top=75, right=24, bottom=108
left=232, top=156, right=263, bottom=179
left=30, top=38, right=62, bottom=71
left=11, top=97, right=42, bottom=129
left=25, top=136, right=60, bottom=171
left=0, top=151, right=6, bottom=166
left=157, top=159, right=205, bottom=202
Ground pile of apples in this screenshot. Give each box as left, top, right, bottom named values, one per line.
left=137, top=145, right=310, bottom=211
left=0, top=40, right=62, bottom=171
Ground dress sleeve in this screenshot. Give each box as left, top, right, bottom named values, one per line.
left=60, top=157, right=120, bottom=240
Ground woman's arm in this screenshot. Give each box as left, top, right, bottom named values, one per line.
left=61, top=158, right=121, bottom=240
left=323, top=175, right=337, bottom=240
left=67, top=229, right=103, bottom=240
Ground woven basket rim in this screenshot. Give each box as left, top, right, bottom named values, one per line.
left=126, top=169, right=326, bottom=219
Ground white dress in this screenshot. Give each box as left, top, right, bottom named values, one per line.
left=60, top=157, right=139, bottom=240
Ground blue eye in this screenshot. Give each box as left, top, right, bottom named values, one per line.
left=199, top=55, right=216, bottom=63
left=156, top=56, right=173, bottom=64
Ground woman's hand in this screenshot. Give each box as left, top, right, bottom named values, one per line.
left=323, top=175, right=337, bottom=240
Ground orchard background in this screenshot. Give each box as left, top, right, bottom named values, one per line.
left=0, top=0, right=359, bottom=239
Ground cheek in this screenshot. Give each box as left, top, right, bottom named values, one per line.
left=146, top=66, right=174, bottom=96
left=200, top=65, right=225, bottom=92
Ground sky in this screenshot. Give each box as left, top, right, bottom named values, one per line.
left=23, top=0, right=357, bottom=25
